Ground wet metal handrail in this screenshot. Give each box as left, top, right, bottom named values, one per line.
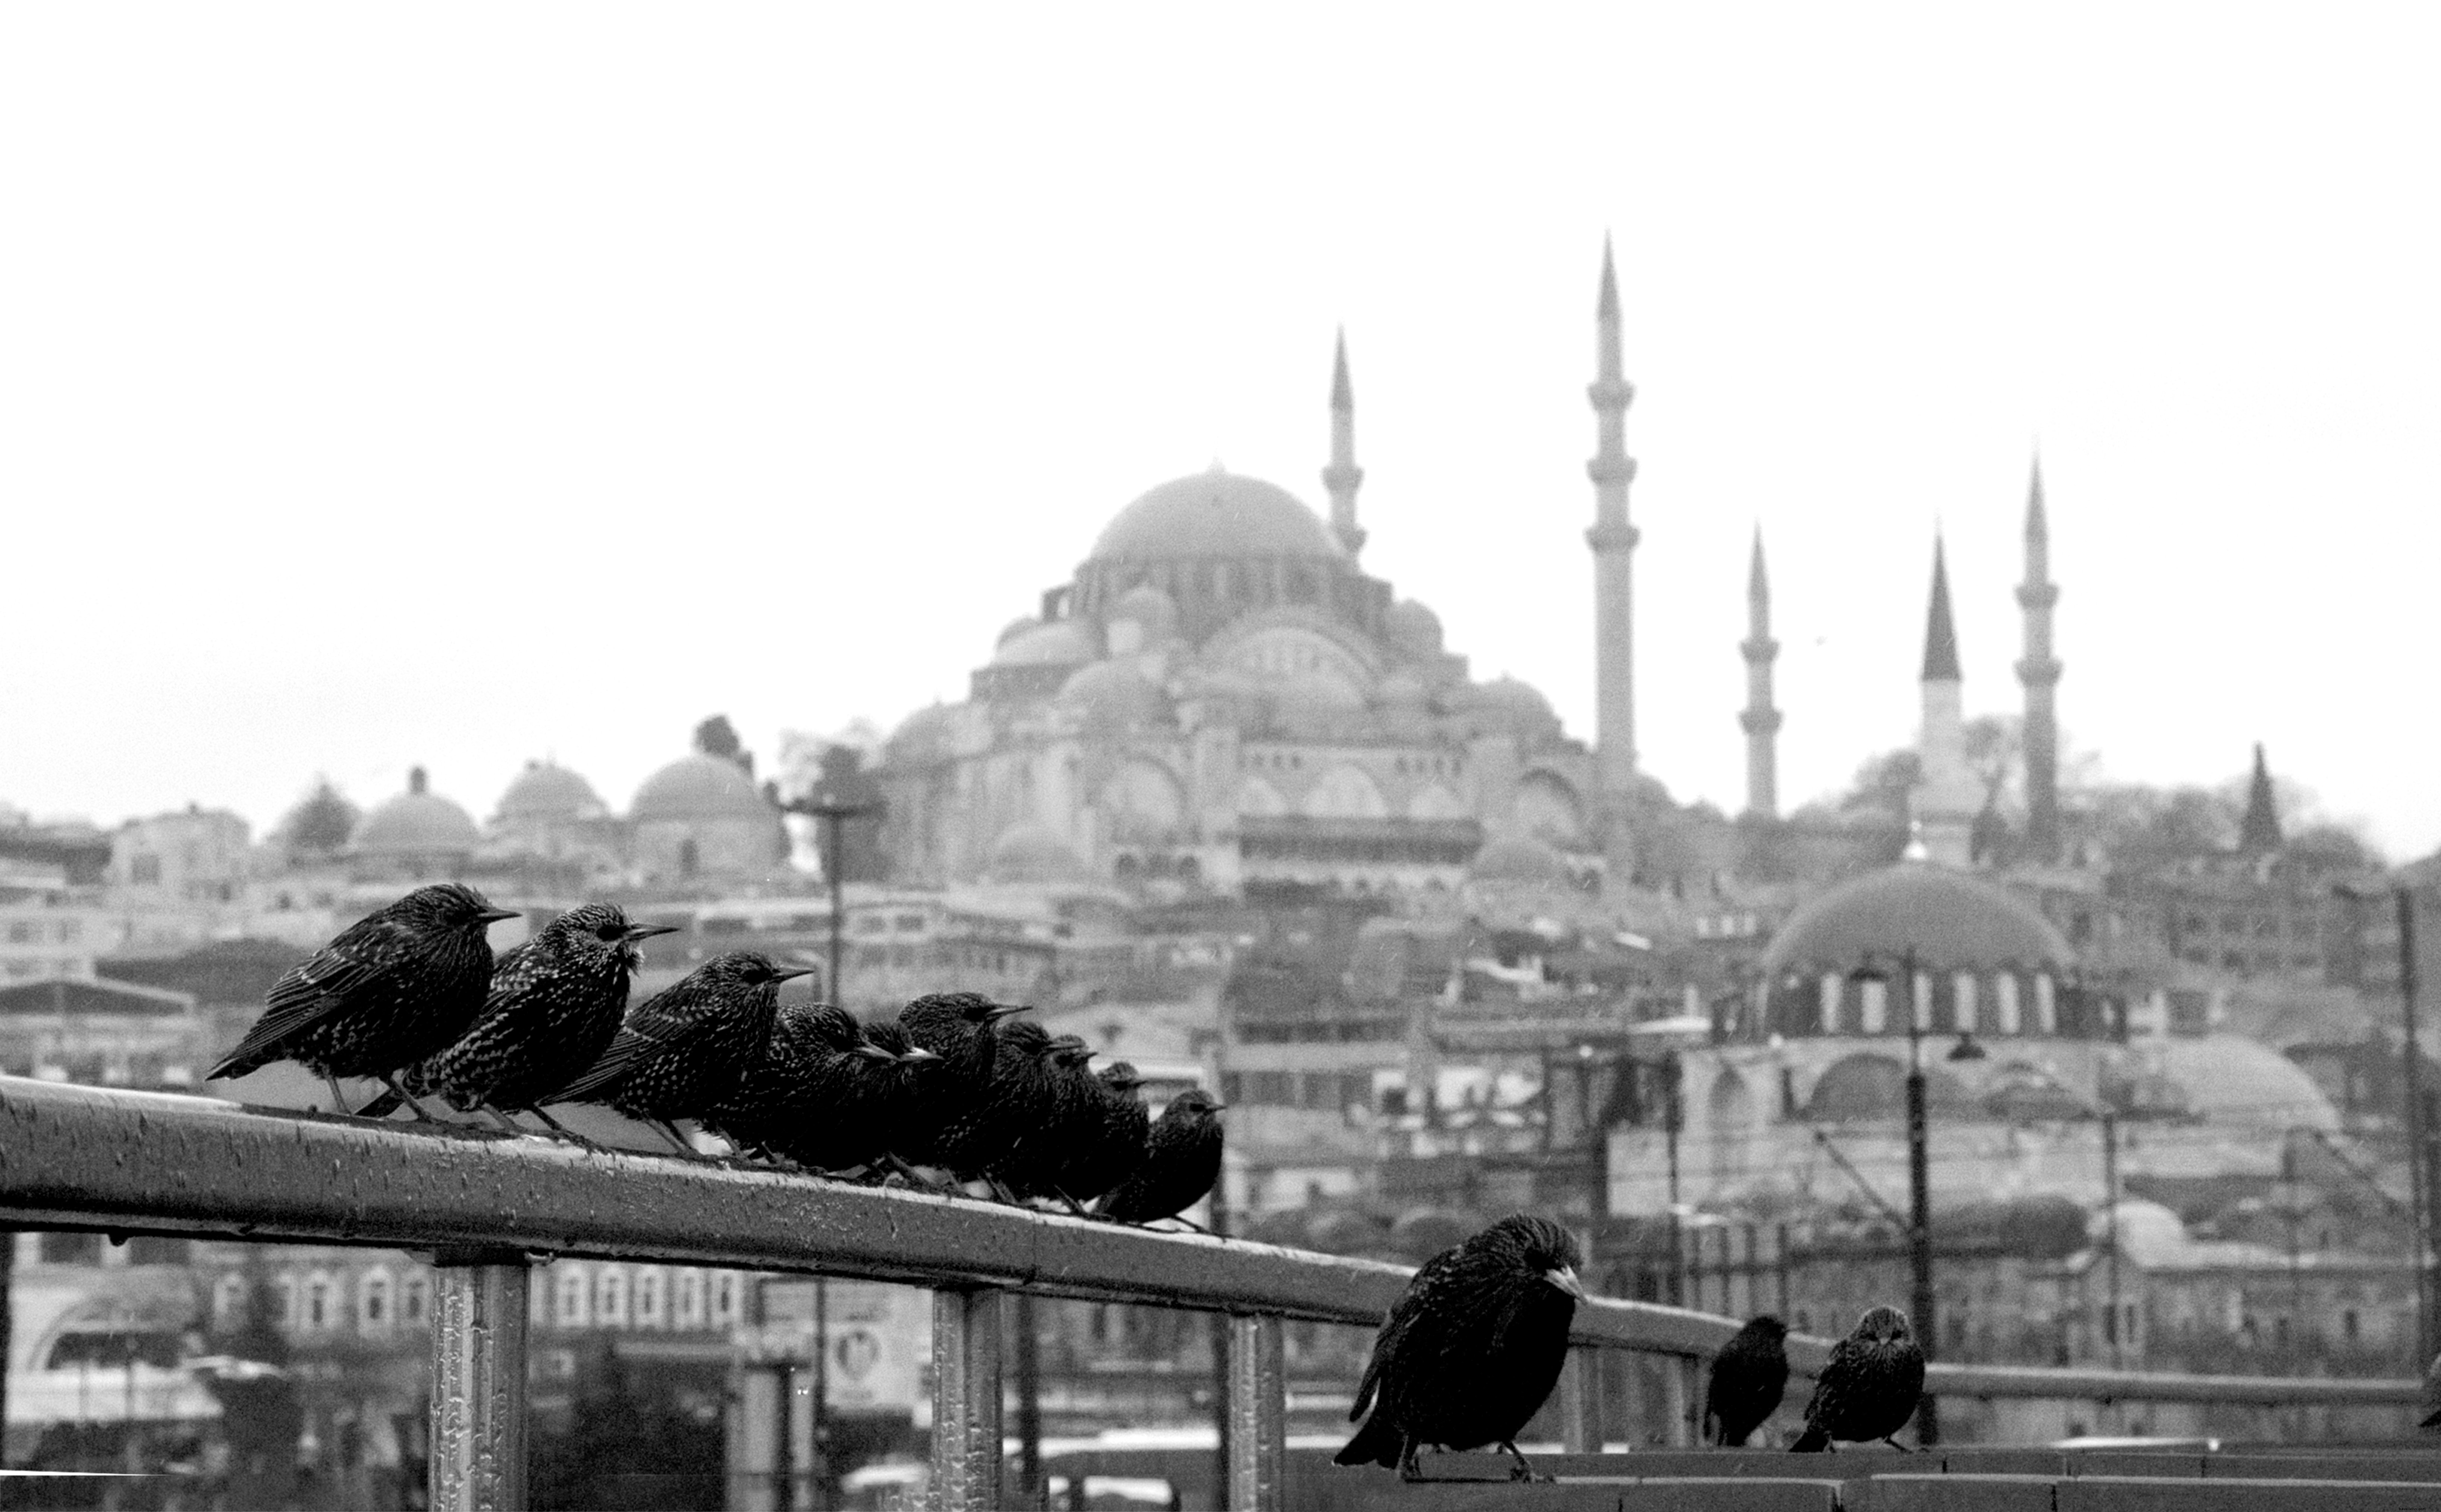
left=0, top=1077, right=2419, bottom=1510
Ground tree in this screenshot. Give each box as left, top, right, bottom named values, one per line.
left=692, top=715, right=754, bottom=778
left=1963, top=714, right=2024, bottom=818
left=208, top=1255, right=301, bottom=1509
left=279, top=779, right=358, bottom=861
left=1838, top=749, right=1921, bottom=824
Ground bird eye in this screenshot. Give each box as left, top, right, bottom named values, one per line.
left=595, top=923, right=623, bottom=942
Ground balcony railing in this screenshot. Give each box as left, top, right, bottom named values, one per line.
left=0, top=1075, right=2422, bottom=1510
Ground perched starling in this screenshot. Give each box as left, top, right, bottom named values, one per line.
left=2421, top=1350, right=2441, bottom=1430
left=1705, top=1314, right=1791, bottom=1447
left=1789, top=1305, right=1925, bottom=1452
left=706, top=1006, right=939, bottom=1173
left=546, top=952, right=812, bottom=1153
left=207, top=883, right=517, bottom=1114
left=1335, top=1213, right=1586, bottom=1483
left=1091, top=1088, right=1225, bottom=1226
left=1044, top=1060, right=1150, bottom=1211
left=938, top=1019, right=1071, bottom=1196
left=361, top=903, right=674, bottom=1126
left=888, top=991, right=1032, bottom=1175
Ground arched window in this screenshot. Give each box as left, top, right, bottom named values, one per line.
left=634, top=1269, right=667, bottom=1329
left=275, top=1274, right=299, bottom=1330
left=212, top=1273, right=248, bottom=1330
left=556, top=1265, right=591, bottom=1328
left=711, top=1272, right=742, bottom=1326
left=402, top=1275, right=429, bottom=1326
left=597, top=1267, right=629, bottom=1328
left=675, top=1269, right=707, bottom=1330
left=360, top=1269, right=393, bottom=1334
left=304, top=1272, right=334, bottom=1332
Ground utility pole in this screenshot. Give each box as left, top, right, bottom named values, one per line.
left=1903, top=953, right=1939, bottom=1448
left=2401, top=886, right=2438, bottom=1370
left=2101, top=1111, right=2122, bottom=1372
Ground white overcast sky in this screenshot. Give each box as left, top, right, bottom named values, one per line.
left=3, top=7, right=2437, bottom=856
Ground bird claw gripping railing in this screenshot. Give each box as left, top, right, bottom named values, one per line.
left=0, top=1076, right=2421, bottom=1511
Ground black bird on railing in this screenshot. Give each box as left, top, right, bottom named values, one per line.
left=544, top=952, right=812, bottom=1155
left=1705, top=1314, right=1791, bottom=1447
left=889, top=990, right=1033, bottom=1182
left=1093, top=1087, right=1225, bottom=1227
left=207, top=883, right=518, bottom=1116
left=357, top=903, right=675, bottom=1132
left=1335, top=1212, right=1586, bottom=1483
left=704, top=1006, right=940, bottom=1174
left=1042, top=1059, right=1152, bottom=1213
left=1789, top=1305, right=1925, bottom=1452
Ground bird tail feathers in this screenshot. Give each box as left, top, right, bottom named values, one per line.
left=1333, top=1415, right=1401, bottom=1470
left=353, top=1087, right=406, bottom=1119
left=1788, top=1423, right=1830, bottom=1452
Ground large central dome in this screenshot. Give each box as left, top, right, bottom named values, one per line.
left=1088, top=470, right=1345, bottom=563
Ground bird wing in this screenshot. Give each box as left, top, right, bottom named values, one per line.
left=206, top=915, right=407, bottom=1077
left=1803, top=1335, right=1868, bottom=1425
left=1349, top=1248, right=1457, bottom=1422
left=545, top=975, right=722, bottom=1103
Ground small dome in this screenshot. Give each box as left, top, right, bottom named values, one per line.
left=887, top=702, right=964, bottom=765
left=1110, top=584, right=1180, bottom=642
left=990, top=619, right=1099, bottom=669
left=996, top=616, right=1040, bottom=648
left=631, top=753, right=773, bottom=824
left=1376, top=670, right=1430, bottom=709
left=1758, top=861, right=2076, bottom=979
left=1089, top=471, right=1345, bottom=563
left=493, top=760, right=606, bottom=825
left=353, top=768, right=481, bottom=857
left=1464, top=676, right=1557, bottom=726
left=1470, top=835, right=1570, bottom=886
left=1385, top=599, right=1445, bottom=657
left=984, top=822, right=1090, bottom=885
left=2092, top=1199, right=2189, bottom=1264
left=1057, top=660, right=1172, bottom=730
left=2153, top=1035, right=2339, bottom=1131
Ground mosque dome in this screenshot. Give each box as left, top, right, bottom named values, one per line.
left=887, top=703, right=965, bottom=766
left=493, top=760, right=607, bottom=825
left=1057, top=660, right=1172, bottom=730
left=990, top=618, right=1099, bottom=669
left=1464, top=676, right=1557, bottom=728
left=996, top=616, right=1041, bottom=648
left=1469, top=834, right=1570, bottom=887
left=1759, top=861, right=2074, bottom=979
left=631, top=753, right=772, bottom=824
left=1385, top=599, right=1445, bottom=658
left=352, top=768, right=481, bottom=858
left=2151, top=1036, right=2339, bottom=1131
left=984, top=822, right=1090, bottom=885
left=1088, top=471, right=1345, bottom=564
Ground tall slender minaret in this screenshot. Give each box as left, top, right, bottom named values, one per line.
left=2015, top=459, right=2063, bottom=862
left=1586, top=237, right=1640, bottom=792
left=1322, top=329, right=1365, bottom=557
left=1739, top=527, right=1782, bottom=818
left=1916, top=535, right=1980, bottom=866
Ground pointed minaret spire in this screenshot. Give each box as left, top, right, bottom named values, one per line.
left=1739, top=526, right=1783, bottom=818
left=2239, top=743, right=2283, bottom=854
left=1586, top=235, right=1640, bottom=792
left=1916, top=533, right=1977, bottom=865
left=2016, top=457, right=2064, bottom=862
left=1322, top=328, right=1365, bottom=556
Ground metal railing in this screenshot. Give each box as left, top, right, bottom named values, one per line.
left=0, top=1075, right=2422, bottom=1510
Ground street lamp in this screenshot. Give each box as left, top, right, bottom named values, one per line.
left=1847, top=946, right=1977, bottom=1449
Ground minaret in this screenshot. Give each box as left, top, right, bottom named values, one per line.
left=1322, top=330, right=1365, bottom=557
left=2239, top=743, right=2283, bottom=854
left=1586, top=237, right=1640, bottom=791
left=1739, top=527, right=1782, bottom=818
left=1916, top=536, right=1979, bottom=865
left=2016, top=459, right=2064, bottom=862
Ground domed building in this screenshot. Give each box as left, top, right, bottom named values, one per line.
left=486, top=759, right=621, bottom=876
left=630, top=749, right=789, bottom=886
left=877, top=341, right=1602, bottom=897
left=350, top=768, right=481, bottom=881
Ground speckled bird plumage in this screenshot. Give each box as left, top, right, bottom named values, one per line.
left=548, top=952, right=806, bottom=1124
left=1790, top=1305, right=1925, bottom=1452
left=1091, top=1087, right=1223, bottom=1225
left=706, top=1006, right=935, bottom=1172
left=1336, top=1213, right=1586, bottom=1483
left=1705, top=1314, right=1790, bottom=1447
left=890, top=991, right=1029, bottom=1173
left=398, top=902, right=667, bottom=1115
left=208, top=883, right=513, bottom=1085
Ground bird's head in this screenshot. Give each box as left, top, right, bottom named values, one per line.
left=1486, top=1214, right=1587, bottom=1301
left=543, top=903, right=678, bottom=969
left=1098, top=1061, right=1145, bottom=1094
left=1001, top=1020, right=1054, bottom=1056
left=1742, top=1314, right=1790, bottom=1342
left=701, top=952, right=817, bottom=994
left=1854, top=1306, right=1913, bottom=1343
left=1164, top=1087, right=1226, bottom=1122
left=861, top=1021, right=943, bottom=1070
left=795, top=1003, right=868, bottom=1055
left=402, top=883, right=520, bottom=933
left=1049, top=1036, right=1096, bottom=1068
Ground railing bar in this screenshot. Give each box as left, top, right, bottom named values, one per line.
left=1559, top=1345, right=1604, bottom=1453
left=1223, top=1312, right=1285, bottom=1512
left=429, top=1250, right=529, bottom=1512
left=928, top=1286, right=1003, bottom=1512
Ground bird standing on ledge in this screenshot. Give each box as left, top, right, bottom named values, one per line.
left=546, top=951, right=811, bottom=1154
left=1790, top=1305, right=1925, bottom=1452
left=207, top=883, right=517, bottom=1115
left=1705, top=1314, right=1790, bottom=1447
left=1092, top=1086, right=1223, bottom=1227
left=1335, top=1213, right=1586, bottom=1483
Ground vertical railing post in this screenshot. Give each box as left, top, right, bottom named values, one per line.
left=1660, top=1352, right=1696, bottom=1446
left=1222, top=1313, right=1285, bottom=1512
left=429, top=1249, right=531, bottom=1512
left=929, top=1287, right=1004, bottom=1512
left=1560, top=1345, right=1605, bottom=1453
left=1620, top=1349, right=1650, bottom=1447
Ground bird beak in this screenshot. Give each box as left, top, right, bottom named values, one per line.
left=625, top=924, right=681, bottom=941
left=773, top=967, right=817, bottom=983
left=852, top=1043, right=898, bottom=1063
left=1207, top=1101, right=1229, bottom=1113
left=898, top=1046, right=943, bottom=1064
left=983, top=1002, right=1033, bottom=1021
left=477, top=908, right=520, bottom=924
left=1545, top=1266, right=1587, bottom=1300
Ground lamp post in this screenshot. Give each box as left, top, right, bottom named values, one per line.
left=1850, top=947, right=1982, bottom=1449
left=770, top=783, right=885, bottom=1512
left=2336, top=879, right=2435, bottom=1369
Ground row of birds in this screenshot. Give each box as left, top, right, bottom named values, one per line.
left=1336, top=1213, right=1929, bottom=1480
left=205, top=885, right=1222, bottom=1223
left=206, top=885, right=1923, bottom=1478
